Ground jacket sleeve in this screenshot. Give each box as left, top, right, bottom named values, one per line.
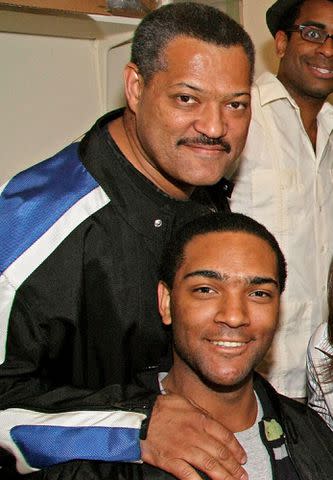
left=0, top=283, right=149, bottom=475
left=0, top=157, right=149, bottom=475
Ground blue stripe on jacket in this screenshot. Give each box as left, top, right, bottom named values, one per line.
left=11, top=424, right=141, bottom=468
left=0, top=143, right=98, bottom=274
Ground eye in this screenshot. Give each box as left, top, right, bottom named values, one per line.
left=227, top=101, right=247, bottom=110
left=193, top=286, right=215, bottom=295
left=177, top=95, right=196, bottom=104
left=249, top=290, right=271, bottom=299
left=303, top=27, right=324, bottom=41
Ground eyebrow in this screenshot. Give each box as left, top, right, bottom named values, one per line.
left=183, top=269, right=279, bottom=288
left=171, top=82, right=251, bottom=98
left=300, top=21, right=326, bottom=29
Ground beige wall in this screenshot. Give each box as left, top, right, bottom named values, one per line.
left=1, top=31, right=100, bottom=182
left=0, top=11, right=136, bottom=184
left=242, top=0, right=279, bottom=77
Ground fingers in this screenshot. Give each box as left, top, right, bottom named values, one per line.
left=169, top=430, right=248, bottom=480
left=200, top=412, right=247, bottom=466
left=140, top=394, right=248, bottom=480
left=146, top=455, right=246, bottom=480
left=142, top=440, right=248, bottom=480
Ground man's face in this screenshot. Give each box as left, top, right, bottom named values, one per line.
left=129, top=36, right=251, bottom=197
left=276, top=0, right=333, bottom=101
left=159, top=231, right=280, bottom=389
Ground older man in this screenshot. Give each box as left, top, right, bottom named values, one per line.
left=0, top=3, right=254, bottom=479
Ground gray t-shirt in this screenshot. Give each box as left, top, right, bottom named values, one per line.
left=158, top=374, right=273, bottom=479
left=235, top=394, right=272, bottom=480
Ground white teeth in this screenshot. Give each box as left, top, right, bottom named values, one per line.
left=313, top=66, right=333, bottom=74
left=211, top=341, right=245, bottom=347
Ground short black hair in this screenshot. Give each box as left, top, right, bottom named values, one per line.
left=131, top=2, right=255, bottom=83
left=159, top=212, right=287, bottom=293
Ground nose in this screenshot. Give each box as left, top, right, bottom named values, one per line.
left=214, top=292, right=249, bottom=328
left=316, top=36, right=333, bottom=57
left=193, top=102, right=227, bottom=139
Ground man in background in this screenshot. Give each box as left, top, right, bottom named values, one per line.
left=229, top=0, right=333, bottom=400
left=0, top=3, right=254, bottom=479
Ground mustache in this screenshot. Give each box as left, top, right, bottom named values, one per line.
left=307, top=57, right=333, bottom=69
left=177, top=135, right=231, bottom=154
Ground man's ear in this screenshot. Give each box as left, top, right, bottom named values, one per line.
left=275, top=30, right=288, bottom=58
left=158, top=281, right=172, bottom=326
left=123, top=62, right=144, bottom=113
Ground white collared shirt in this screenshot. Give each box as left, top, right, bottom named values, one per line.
left=307, top=322, right=333, bottom=429
left=229, top=72, right=333, bottom=398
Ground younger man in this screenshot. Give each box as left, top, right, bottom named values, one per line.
left=31, top=213, right=333, bottom=479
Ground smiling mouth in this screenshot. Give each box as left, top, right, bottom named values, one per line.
left=310, top=65, right=333, bottom=77
left=210, top=340, right=247, bottom=347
